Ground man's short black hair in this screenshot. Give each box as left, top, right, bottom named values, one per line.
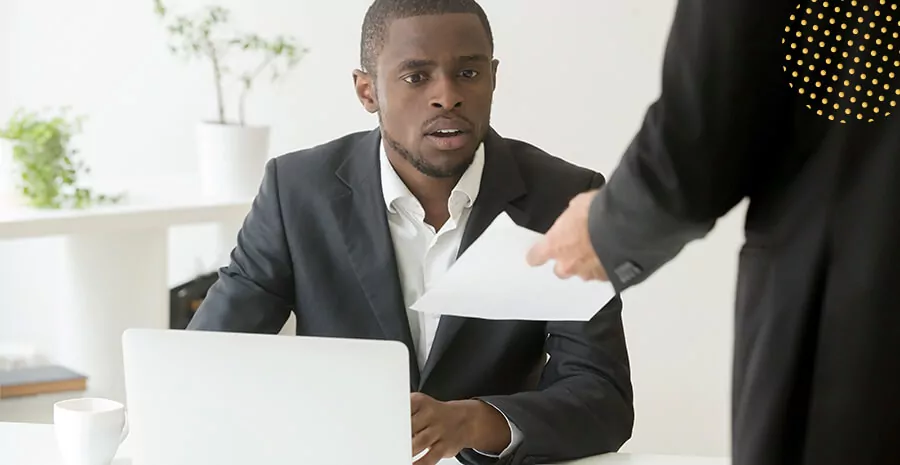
left=360, top=0, right=494, bottom=73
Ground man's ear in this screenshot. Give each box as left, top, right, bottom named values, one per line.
left=491, top=59, right=500, bottom=91
left=352, top=69, right=379, bottom=114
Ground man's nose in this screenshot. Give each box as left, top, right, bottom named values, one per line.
left=430, top=76, right=463, bottom=109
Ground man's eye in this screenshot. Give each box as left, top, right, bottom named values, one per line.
left=403, top=73, right=426, bottom=84
left=460, top=69, right=479, bottom=79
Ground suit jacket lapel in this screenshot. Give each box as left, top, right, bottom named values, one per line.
left=334, top=129, right=420, bottom=389
left=418, top=130, right=528, bottom=388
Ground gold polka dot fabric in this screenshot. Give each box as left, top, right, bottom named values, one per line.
left=784, top=0, right=900, bottom=123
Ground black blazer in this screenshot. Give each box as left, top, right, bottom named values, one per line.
left=587, top=2, right=900, bottom=465
left=188, top=128, right=634, bottom=465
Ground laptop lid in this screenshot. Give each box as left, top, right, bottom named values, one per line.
left=122, top=329, right=411, bottom=465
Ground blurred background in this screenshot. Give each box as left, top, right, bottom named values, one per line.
left=0, top=0, right=744, bottom=458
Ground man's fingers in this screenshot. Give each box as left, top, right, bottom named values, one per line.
left=411, top=427, right=437, bottom=458
left=582, top=261, right=609, bottom=282
left=409, top=392, right=434, bottom=416
left=412, top=448, right=429, bottom=464
left=410, top=392, right=427, bottom=413
left=578, top=266, right=599, bottom=282
left=526, top=237, right=552, bottom=267
left=411, top=407, right=431, bottom=436
left=553, top=259, right=576, bottom=279
left=413, top=442, right=446, bottom=465
left=528, top=205, right=574, bottom=268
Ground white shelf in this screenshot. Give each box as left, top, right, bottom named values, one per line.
left=0, top=196, right=254, bottom=404
left=0, top=196, right=253, bottom=240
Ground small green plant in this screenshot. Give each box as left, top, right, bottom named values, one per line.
left=0, top=108, right=123, bottom=209
left=152, top=0, right=309, bottom=126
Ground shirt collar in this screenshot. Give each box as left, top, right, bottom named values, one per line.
left=379, top=140, right=485, bottom=215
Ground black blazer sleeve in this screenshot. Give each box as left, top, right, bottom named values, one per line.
left=588, top=0, right=796, bottom=292
left=188, top=158, right=295, bottom=333
left=473, top=173, right=634, bottom=465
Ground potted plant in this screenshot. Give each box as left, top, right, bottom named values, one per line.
left=0, top=107, right=123, bottom=209
left=152, top=0, right=309, bottom=199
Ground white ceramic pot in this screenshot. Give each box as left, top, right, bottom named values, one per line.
left=0, top=139, right=27, bottom=208
left=195, top=122, right=271, bottom=199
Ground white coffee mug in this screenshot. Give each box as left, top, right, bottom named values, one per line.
left=54, top=397, right=129, bottom=465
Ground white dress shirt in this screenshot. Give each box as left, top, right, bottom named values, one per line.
left=379, top=142, right=522, bottom=458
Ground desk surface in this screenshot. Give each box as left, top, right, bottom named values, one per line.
left=0, top=421, right=729, bottom=465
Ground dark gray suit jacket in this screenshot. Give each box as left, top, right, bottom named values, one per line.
left=188, top=128, right=633, bottom=465
left=587, top=1, right=900, bottom=465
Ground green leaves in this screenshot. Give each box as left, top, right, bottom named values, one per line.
left=0, top=108, right=124, bottom=209
left=152, top=1, right=309, bottom=126
left=152, top=0, right=166, bottom=17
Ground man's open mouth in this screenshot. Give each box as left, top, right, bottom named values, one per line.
left=428, top=129, right=465, bottom=137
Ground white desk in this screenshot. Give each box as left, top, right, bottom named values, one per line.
left=0, top=198, right=252, bottom=403
left=0, top=421, right=729, bottom=465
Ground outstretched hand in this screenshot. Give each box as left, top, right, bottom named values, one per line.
left=526, top=190, right=609, bottom=281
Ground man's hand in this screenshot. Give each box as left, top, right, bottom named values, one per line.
left=527, top=190, right=609, bottom=281
left=410, top=393, right=510, bottom=465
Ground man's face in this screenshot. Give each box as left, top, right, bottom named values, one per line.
left=354, top=13, right=498, bottom=178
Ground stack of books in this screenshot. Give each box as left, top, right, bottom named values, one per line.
left=0, top=365, right=87, bottom=399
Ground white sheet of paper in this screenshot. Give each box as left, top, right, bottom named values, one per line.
left=410, top=213, right=616, bottom=321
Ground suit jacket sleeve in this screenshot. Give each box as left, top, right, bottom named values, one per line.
left=470, top=173, right=634, bottom=465
left=187, top=158, right=294, bottom=333
left=589, top=0, right=795, bottom=292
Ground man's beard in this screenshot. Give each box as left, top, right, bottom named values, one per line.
left=379, top=114, right=477, bottom=179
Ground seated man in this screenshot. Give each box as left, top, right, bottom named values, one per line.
left=187, top=0, right=634, bottom=464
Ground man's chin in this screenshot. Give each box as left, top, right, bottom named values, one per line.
left=414, top=156, right=474, bottom=179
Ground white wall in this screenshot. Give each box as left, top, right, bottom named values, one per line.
left=0, top=0, right=742, bottom=457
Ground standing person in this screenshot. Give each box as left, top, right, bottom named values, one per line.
left=527, top=1, right=900, bottom=465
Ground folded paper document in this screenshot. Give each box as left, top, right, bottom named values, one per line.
left=410, top=213, right=617, bottom=321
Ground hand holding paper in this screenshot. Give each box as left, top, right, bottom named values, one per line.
left=410, top=213, right=616, bottom=321
left=526, top=189, right=608, bottom=281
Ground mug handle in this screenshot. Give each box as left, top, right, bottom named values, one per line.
left=120, top=410, right=130, bottom=444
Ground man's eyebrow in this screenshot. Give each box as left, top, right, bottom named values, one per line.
left=396, top=58, right=436, bottom=72
left=394, top=55, right=491, bottom=72
left=459, top=54, right=491, bottom=63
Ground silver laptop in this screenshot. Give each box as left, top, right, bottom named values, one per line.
left=121, top=328, right=411, bottom=465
